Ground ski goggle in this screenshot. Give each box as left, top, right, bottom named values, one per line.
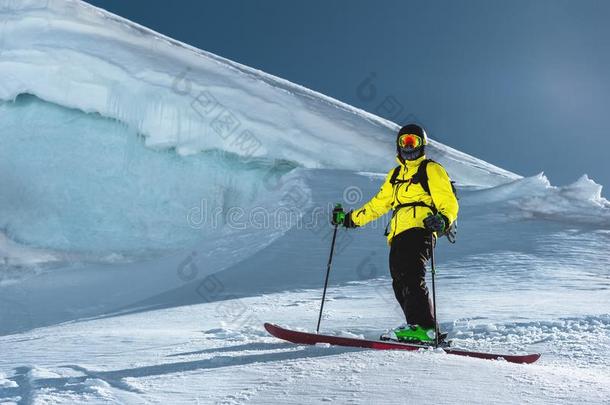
left=398, top=134, right=424, bottom=150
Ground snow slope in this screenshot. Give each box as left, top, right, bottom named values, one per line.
left=0, top=0, right=517, bottom=179
left=0, top=1, right=609, bottom=404
left=0, top=0, right=524, bottom=269
left=1, top=165, right=608, bottom=404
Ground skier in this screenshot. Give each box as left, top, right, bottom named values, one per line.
left=332, top=123, right=458, bottom=343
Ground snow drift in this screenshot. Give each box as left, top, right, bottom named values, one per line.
left=0, top=0, right=517, bottom=179
left=465, top=172, right=610, bottom=227
left=0, top=0, right=608, bottom=267
left=0, top=0, right=608, bottom=330
left=0, top=0, right=520, bottom=264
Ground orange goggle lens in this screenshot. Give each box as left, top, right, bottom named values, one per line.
left=398, top=134, right=423, bottom=150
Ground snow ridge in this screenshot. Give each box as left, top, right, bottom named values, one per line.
left=0, top=0, right=517, bottom=186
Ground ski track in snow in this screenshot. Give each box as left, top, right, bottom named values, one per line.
left=0, top=287, right=608, bottom=404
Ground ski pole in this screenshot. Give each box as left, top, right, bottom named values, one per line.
left=316, top=205, right=342, bottom=333
left=430, top=234, right=439, bottom=348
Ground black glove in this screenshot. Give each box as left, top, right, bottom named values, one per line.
left=424, top=213, right=448, bottom=233
left=343, top=211, right=358, bottom=229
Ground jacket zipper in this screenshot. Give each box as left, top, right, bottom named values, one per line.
left=391, top=165, right=422, bottom=239
left=391, top=166, right=407, bottom=240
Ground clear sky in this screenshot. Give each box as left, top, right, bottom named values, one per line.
left=88, top=0, right=610, bottom=191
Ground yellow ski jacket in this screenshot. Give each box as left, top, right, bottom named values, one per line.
left=351, top=155, right=459, bottom=244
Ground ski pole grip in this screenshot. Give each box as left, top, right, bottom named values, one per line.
left=331, top=203, right=345, bottom=225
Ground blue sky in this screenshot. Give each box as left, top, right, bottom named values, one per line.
left=88, top=0, right=610, bottom=190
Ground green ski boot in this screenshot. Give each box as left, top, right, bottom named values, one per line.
left=393, top=324, right=436, bottom=343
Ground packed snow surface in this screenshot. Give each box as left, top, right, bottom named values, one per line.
left=0, top=1, right=609, bottom=404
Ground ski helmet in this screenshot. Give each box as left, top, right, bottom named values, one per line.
left=397, top=123, right=427, bottom=161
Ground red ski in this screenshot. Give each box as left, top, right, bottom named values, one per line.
left=265, top=323, right=540, bottom=364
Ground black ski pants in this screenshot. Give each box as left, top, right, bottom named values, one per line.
left=389, top=228, right=435, bottom=329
